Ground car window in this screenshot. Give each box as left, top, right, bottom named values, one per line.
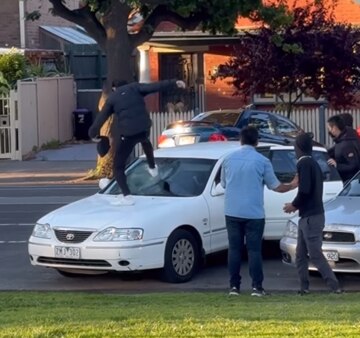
left=256, top=147, right=271, bottom=159
left=275, top=116, right=302, bottom=137
left=248, top=113, right=276, bottom=135
left=340, top=172, right=360, bottom=197
left=105, top=158, right=216, bottom=197
left=270, top=150, right=341, bottom=183
left=193, top=112, right=239, bottom=126
left=270, top=150, right=297, bottom=183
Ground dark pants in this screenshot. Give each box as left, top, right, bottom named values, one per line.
left=296, top=214, right=339, bottom=291
left=113, top=131, right=155, bottom=196
left=225, top=215, right=265, bottom=290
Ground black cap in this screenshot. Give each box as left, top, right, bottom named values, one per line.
left=96, top=136, right=110, bottom=157
left=295, top=133, right=312, bottom=155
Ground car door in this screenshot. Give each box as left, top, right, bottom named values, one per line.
left=203, top=163, right=228, bottom=253
left=263, top=148, right=342, bottom=240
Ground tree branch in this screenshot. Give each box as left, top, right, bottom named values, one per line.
left=48, top=0, right=106, bottom=49
left=131, top=5, right=206, bottom=46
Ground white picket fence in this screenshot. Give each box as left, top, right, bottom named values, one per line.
left=135, top=110, right=195, bottom=156
left=135, top=108, right=360, bottom=156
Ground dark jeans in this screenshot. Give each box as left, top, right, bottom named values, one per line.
left=225, top=215, right=265, bottom=290
left=296, top=214, right=339, bottom=291
left=113, top=130, right=155, bottom=196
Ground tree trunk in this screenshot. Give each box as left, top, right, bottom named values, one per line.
left=93, top=30, right=136, bottom=178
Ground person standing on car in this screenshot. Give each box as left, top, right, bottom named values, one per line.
left=284, top=133, right=342, bottom=294
left=220, top=126, right=298, bottom=296
left=327, top=115, right=360, bottom=185
left=89, top=79, right=186, bottom=206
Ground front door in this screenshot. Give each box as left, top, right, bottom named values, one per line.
left=159, top=53, right=199, bottom=112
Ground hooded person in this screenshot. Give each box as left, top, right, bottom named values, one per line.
left=327, top=115, right=360, bottom=184
left=283, top=133, right=342, bottom=294
left=88, top=79, right=186, bottom=206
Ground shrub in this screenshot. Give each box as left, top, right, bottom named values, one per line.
left=0, top=48, right=28, bottom=87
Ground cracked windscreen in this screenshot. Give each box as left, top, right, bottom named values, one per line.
left=104, top=158, right=216, bottom=197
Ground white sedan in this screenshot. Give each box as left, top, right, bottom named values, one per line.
left=28, top=142, right=342, bottom=282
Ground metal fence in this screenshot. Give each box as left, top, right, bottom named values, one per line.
left=274, top=107, right=360, bottom=147
left=134, top=107, right=360, bottom=156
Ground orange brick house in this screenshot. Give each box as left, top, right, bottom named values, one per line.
left=142, top=0, right=360, bottom=112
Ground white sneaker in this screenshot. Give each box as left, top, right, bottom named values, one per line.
left=111, top=194, right=135, bottom=206
left=147, top=165, right=159, bottom=177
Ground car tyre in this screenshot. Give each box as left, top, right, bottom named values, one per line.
left=161, top=229, right=200, bottom=283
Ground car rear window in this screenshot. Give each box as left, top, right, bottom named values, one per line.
left=192, top=112, right=240, bottom=126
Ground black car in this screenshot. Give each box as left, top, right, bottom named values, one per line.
left=158, top=108, right=308, bottom=148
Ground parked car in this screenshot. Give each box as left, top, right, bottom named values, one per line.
left=158, top=108, right=307, bottom=148
left=280, top=171, right=360, bottom=273
left=28, top=142, right=342, bottom=283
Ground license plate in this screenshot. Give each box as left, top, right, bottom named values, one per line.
left=323, top=250, right=339, bottom=262
left=55, top=246, right=81, bottom=259
left=178, top=136, right=196, bottom=145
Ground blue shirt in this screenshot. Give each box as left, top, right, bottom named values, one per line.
left=221, top=145, right=280, bottom=219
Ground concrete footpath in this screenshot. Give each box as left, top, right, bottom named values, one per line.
left=0, top=143, right=98, bottom=186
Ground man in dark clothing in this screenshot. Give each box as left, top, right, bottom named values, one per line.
left=327, top=115, right=360, bottom=185
left=284, top=133, right=341, bottom=294
left=89, top=79, right=186, bottom=206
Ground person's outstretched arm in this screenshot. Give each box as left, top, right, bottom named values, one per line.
left=88, top=98, right=114, bottom=139
left=137, top=80, right=185, bottom=96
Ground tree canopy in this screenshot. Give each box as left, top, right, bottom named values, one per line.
left=39, top=0, right=290, bottom=86
left=217, top=0, right=360, bottom=115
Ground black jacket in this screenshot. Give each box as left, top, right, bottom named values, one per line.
left=292, top=156, right=324, bottom=218
left=88, top=80, right=177, bottom=139
left=328, top=127, right=360, bottom=183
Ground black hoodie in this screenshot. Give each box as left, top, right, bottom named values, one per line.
left=328, top=127, right=360, bottom=183
left=292, top=134, right=324, bottom=217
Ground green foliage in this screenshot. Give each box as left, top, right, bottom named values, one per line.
left=218, top=0, right=360, bottom=114
left=0, top=71, right=11, bottom=94
left=0, top=49, right=28, bottom=88
left=0, top=292, right=360, bottom=337
left=40, top=139, right=62, bottom=150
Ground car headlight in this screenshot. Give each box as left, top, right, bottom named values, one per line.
left=93, top=227, right=144, bottom=241
left=284, top=220, right=298, bottom=239
left=32, top=223, right=52, bottom=239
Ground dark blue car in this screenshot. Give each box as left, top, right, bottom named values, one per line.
left=158, top=108, right=306, bottom=148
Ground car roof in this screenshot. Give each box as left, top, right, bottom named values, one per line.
left=152, top=141, right=326, bottom=160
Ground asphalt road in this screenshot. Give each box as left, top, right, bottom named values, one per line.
left=1, top=184, right=360, bottom=293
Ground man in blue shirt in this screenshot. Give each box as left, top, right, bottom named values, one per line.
left=221, top=126, right=298, bottom=296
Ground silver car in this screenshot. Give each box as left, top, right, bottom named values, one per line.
left=280, top=171, right=360, bottom=273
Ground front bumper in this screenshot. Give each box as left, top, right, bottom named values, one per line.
left=280, top=237, right=360, bottom=273
left=28, top=237, right=166, bottom=272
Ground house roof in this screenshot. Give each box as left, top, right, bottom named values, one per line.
left=40, top=26, right=97, bottom=45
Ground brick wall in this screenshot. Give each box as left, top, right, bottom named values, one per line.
left=0, top=0, right=21, bottom=48
left=24, top=0, right=80, bottom=49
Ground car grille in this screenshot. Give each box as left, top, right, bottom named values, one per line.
left=37, top=257, right=111, bottom=267
left=54, top=230, right=93, bottom=244
left=322, top=231, right=355, bottom=243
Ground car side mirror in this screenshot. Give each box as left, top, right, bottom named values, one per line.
left=99, top=178, right=111, bottom=190
left=212, top=183, right=225, bottom=196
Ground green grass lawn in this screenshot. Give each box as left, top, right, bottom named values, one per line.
left=0, top=291, right=359, bottom=337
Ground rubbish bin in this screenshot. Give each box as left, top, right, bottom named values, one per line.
left=73, top=109, right=93, bottom=140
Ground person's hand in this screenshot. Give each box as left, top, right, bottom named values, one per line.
left=327, top=158, right=337, bottom=167
left=290, top=174, right=299, bottom=189
left=92, top=136, right=101, bottom=143
left=283, top=203, right=297, bottom=214
left=176, top=80, right=186, bottom=89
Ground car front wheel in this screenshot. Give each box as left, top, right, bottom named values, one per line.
left=161, top=229, right=200, bottom=283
